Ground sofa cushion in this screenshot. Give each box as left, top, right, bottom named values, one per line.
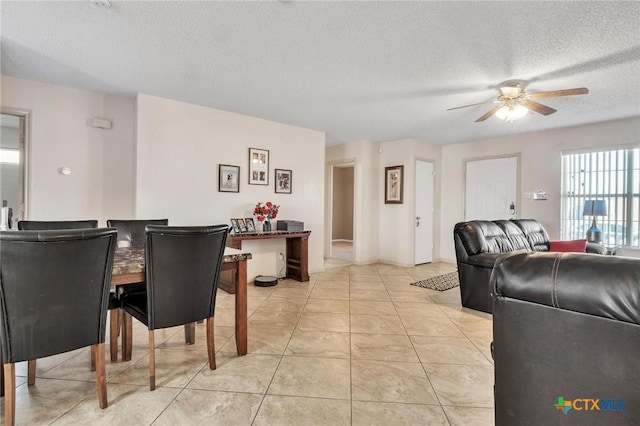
left=495, top=220, right=532, bottom=251
left=466, top=252, right=504, bottom=269
left=549, top=239, right=587, bottom=253
left=455, top=220, right=513, bottom=256
left=511, top=219, right=550, bottom=251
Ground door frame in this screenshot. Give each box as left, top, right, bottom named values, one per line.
left=1, top=107, right=31, bottom=221
left=462, top=153, right=521, bottom=220
left=325, top=160, right=357, bottom=261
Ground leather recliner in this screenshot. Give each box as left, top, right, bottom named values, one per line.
left=491, top=252, right=640, bottom=425
left=453, top=219, right=606, bottom=313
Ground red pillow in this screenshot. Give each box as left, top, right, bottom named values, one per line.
left=549, top=239, right=587, bottom=253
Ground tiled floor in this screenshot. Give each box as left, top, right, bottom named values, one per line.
left=2, top=262, right=495, bottom=425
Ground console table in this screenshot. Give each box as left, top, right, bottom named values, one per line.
left=221, top=230, right=311, bottom=293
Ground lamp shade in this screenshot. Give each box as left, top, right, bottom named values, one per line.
left=583, top=200, right=607, bottom=217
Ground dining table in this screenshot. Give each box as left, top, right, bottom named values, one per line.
left=111, top=246, right=252, bottom=358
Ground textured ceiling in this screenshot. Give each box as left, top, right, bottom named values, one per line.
left=2, top=1, right=639, bottom=145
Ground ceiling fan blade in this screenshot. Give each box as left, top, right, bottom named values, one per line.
left=522, top=100, right=557, bottom=115
left=475, top=105, right=503, bottom=122
left=446, top=101, right=491, bottom=111
left=528, top=87, right=589, bottom=99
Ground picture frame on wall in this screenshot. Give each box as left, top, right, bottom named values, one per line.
left=219, top=164, right=240, bottom=193
left=230, top=218, right=240, bottom=234
left=248, top=148, right=269, bottom=185
left=236, top=218, right=248, bottom=233
left=275, top=169, right=292, bottom=194
left=244, top=218, right=256, bottom=232
left=385, top=165, right=404, bottom=204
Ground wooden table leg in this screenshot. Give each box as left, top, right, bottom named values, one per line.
left=235, top=259, right=248, bottom=356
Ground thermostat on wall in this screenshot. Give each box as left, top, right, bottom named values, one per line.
left=91, top=117, right=112, bottom=129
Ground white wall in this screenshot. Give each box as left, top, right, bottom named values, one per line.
left=439, top=117, right=640, bottom=262
left=378, top=139, right=442, bottom=266
left=326, top=140, right=380, bottom=264
left=0, top=75, right=136, bottom=223
left=135, top=94, right=325, bottom=279
left=1, top=126, right=21, bottom=216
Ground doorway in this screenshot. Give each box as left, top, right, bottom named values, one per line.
left=465, top=156, right=518, bottom=221
left=1, top=111, right=27, bottom=228
left=414, top=160, right=434, bottom=265
left=330, top=164, right=355, bottom=264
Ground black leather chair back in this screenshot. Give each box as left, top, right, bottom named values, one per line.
left=145, top=225, right=228, bottom=330
left=0, top=228, right=117, bottom=363
left=107, top=219, right=169, bottom=248
left=511, top=219, right=550, bottom=251
left=18, top=220, right=98, bottom=230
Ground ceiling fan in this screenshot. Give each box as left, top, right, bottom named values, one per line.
left=447, top=82, right=589, bottom=123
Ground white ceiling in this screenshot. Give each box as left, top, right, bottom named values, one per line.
left=2, top=1, right=639, bottom=146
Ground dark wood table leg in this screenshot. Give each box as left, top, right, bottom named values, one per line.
left=235, top=259, right=248, bottom=355
left=286, top=235, right=310, bottom=282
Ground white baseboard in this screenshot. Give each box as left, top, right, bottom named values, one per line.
left=332, top=239, right=353, bottom=243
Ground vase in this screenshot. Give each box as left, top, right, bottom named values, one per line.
left=263, top=220, right=271, bottom=232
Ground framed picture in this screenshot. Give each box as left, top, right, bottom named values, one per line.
left=236, top=218, right=248, bottom=233
left=385, top=165, right=404, bottom=204
left=248, top=148, right=269, bottom=185
left=230, top=218, right=240, bottom=234
left=275, top=169, right=292, bottom=194
left=244, top=218, right=256, bottom=232
left=219, top=164, right=240, bottom=193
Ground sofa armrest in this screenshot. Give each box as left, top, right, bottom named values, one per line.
left=466, top=252, right=503, bottom=269
left=586, top=242, right=607, bottom=255
left=491, top=251, right=640, bottom=324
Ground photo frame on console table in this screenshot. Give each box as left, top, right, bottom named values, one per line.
left=248, top=148, right=269, bottom=185
left=275, top=169, right=292, bottom=194
left=219, top=164, right=240, bottom=193
left=385, top=165, right=404, bottom=204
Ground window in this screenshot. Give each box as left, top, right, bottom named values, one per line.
left=561, top=147, right=639, bottom=248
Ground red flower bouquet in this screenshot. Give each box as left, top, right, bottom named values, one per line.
left=253, top=201, right=279, bottom=222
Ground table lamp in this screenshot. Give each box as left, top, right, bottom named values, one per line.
left=583, top=200, right=607, bottom=243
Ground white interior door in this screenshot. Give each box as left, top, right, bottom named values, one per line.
left=415, top=160, right=434, bottom=264
left=465, top=157, right=517, bottom=221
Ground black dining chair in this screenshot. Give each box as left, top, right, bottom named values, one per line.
left=120, top=225, right=228, bottom=390
left=16, top=220, right=121, bottom=364
left=106, top=219, right=174, bottom=359
left=0, top=228, right=117, bottom=425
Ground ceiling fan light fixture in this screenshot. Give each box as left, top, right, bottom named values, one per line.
left=495, top=104, right=528, bottom=122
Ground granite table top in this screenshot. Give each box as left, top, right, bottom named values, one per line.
left=113, top=246, right=252, bottom=276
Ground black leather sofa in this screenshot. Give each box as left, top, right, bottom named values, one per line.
left=491, top=252, right=640, bottom=425
left=453, top=219, right=606, bottom=313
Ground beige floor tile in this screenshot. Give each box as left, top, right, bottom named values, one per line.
left=350, top=274, right=382, bottom=282
left=220, top=325, right=293, bottom=355
left=15, top=348, right=87, bottom=377
left=394, top=301, right=447, bottom=319
left=316, top=272, right=350, bottom=281
left=269, top=286, right=312, bottom=300
left=285, top=330, right=350, bottom=358
left=350, top=300, right=397, bottom=315
left=109, top=349, right=207, bottom=388
left=254, top=395, right=351, bottom=426
left=443, top=406, right=495, bottom=426
left=351, top=333, right=418, bottom=362
left=350, top=289, right=391, bottom=301
left=411, top=336, right=492, bottom=365
left=153, top=389, right=263, bottom=426
left=378, top=274, right=414, bottom=283
left=351, top=359, right=439, bottom=404
left=386, top=289, right=435, bottom=303
left=439, top=304, right=493, bottom=321
left=248, top=309, right=301, bottom=332
left=246, top=284, right=276, bottom=297
left=253, top=297, right=307, bottom=313
left=313, top=280, right=350, bottom=289
left=52, top=383, right=181, bottom=426
left=468, top=337, right=494, bottom=364
left=1, top=378, right=97, bottom=426
left=157, top=324, right=232, bottom=352
left=350, top=314, right=406, bottom=335
left=309, top=286, right=350, bottom=300
left=352, top=401, right=449, bottom=426
left=401, top=315, right=466, bottom=337
left=451, top=318, right=494, bottom=340
left=188, top=352, right=280, bottom=393
left=303, top=298, right=349, bottom=314
left=423, top=363, right=495, bottom=407
left=429, top=289, right=463, bottom=305
left=268, top=356, right=351, bottom=399
left=297, top=312, right=349, bottom=332
left=212, top=307, right=247, bottom=327
left=349, top=280, right=386, bottom=290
